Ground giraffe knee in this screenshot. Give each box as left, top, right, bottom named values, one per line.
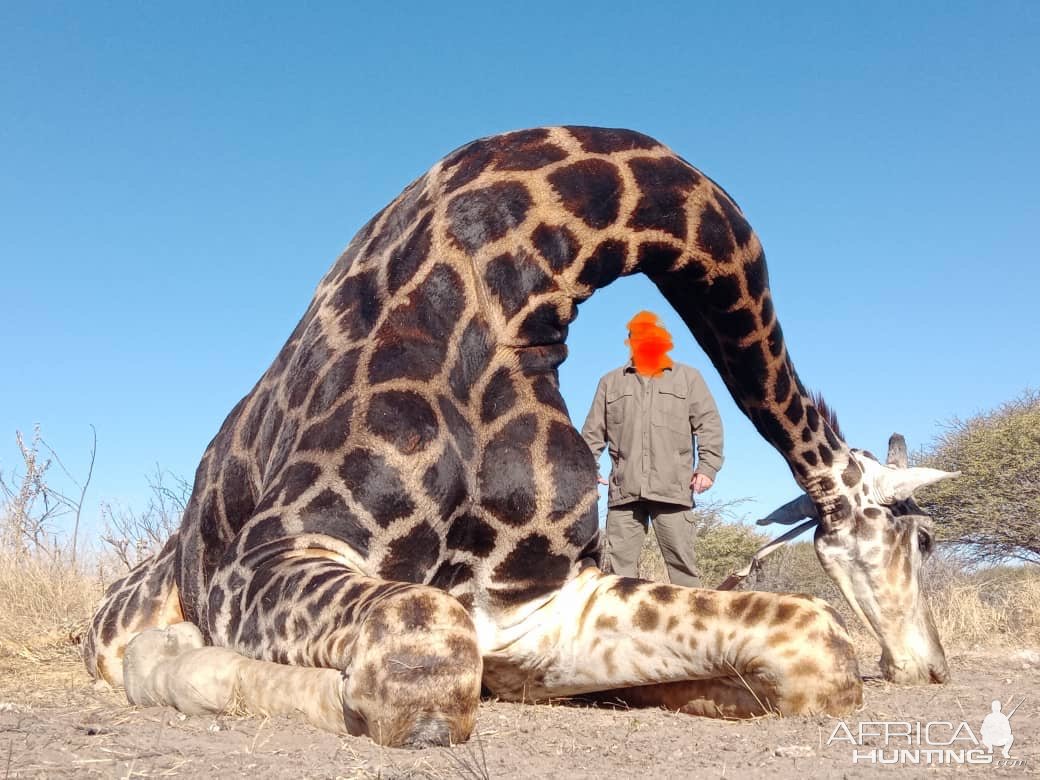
left=773, top=599, right=862, bottom=715
left=346, top=587, right=482, bottom=747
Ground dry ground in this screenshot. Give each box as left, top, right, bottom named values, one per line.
left=1, top=645, right=1038, bottom=779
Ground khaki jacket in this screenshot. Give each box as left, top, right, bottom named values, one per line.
left=581, top=362, right=724, bottom=509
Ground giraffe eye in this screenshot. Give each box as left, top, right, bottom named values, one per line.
left=917, top=529, right=933, bottom=554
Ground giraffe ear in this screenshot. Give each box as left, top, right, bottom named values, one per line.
left=874, top=466, right=960, bottom=504
left=886, top=433, right=909, bottom=468
left=756, top=493, right=818, bottom=525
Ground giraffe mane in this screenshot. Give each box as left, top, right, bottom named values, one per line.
left=810, top=391, right=843, bottom=441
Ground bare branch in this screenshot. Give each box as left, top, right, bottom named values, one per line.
left=69, top=425, right=96, bottom=567
left=99, top=466, right=183, bottom=570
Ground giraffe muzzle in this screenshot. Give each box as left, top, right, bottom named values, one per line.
left=880, top=634, right=950, bottom=685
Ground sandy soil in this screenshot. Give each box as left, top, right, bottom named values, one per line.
left=1, top=648, right=1037, bottom=778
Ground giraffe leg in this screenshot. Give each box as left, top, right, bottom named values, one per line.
left=123, top=622, right=353, bottom=735
left=82, top=533, right=184, bottom=686
left=479, top=567, right=862, bottom=717
left=205, top=545, right=482, bottom=748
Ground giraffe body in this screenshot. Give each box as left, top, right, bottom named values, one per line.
left=85, top=127, right=947, bottom=746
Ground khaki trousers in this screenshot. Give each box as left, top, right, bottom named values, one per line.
left=605, top=500, right=700, bottom=587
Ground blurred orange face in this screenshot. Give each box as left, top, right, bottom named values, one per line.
left=626, top=311, right=673, bottom=377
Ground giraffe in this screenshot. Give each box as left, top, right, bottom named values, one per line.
left=83, top=126, right=956, bottom=747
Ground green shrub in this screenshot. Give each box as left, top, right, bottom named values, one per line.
left=915, top=389, right=1040, bottom=566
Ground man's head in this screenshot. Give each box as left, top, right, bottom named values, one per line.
left=626, top=311, right=674, bottom=377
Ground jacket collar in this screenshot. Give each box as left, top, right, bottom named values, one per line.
left=623, top=360, right=673, bottom=375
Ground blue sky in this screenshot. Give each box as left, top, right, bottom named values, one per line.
left=2, top=2, right=1037, bottom=544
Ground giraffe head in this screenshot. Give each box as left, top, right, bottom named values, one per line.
left=769, top=433, right=958, bottom=684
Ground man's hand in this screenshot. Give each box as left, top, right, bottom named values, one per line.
left=690, top=473, right=714, bottom=494
left=597, top=474, right=608, bottom=485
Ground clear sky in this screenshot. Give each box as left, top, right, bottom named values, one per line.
left=2, top=2, right=1037, bottom=545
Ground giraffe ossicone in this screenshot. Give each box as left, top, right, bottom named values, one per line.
left=85, top=126, right=946, bottom=747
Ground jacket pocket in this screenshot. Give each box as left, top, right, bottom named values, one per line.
left=605, top=389, right=633, bottom=427
left=652, top=387, right=692, bottom=453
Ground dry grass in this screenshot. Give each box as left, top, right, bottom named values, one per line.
left=925, top=559, right=1040, bottom=648
left=0, top=551, right=105, bottom=665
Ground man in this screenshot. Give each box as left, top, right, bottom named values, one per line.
left=581, top=311, right=724, bottom=586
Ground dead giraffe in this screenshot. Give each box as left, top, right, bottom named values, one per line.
left=83, top=126, right=955, bottom=747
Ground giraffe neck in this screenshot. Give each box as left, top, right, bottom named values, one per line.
left=649, top=265, right=857, bottom=517
left=345, top=126, right=860, bottom=518
left=541, top=177, right=859, bottom=516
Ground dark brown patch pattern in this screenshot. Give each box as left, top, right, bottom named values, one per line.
left=532, top=223, right=580, bottom=272
left=367, top=390, right=439, bottom=453
left=369, top=264, right=465, bottom=384
left=565, top=126, right=660, bottom=154
left=422, top=444, right=468, bottom=518
left=447, top=182, right=532, bottom=253
left=448, top=318, right=493, bottom=403
left=339, top=450, right=415, bottom=528
left=445, top=512, right=497, bottom=557
left=696, top=202, right=736, bottom=262
left=633, top=603, right=660, bottom=631
left=478, top=415, right=537, bottom=526
left=298, top=400, right=354, bottom=452
left=627, top=156, right=701, bottom=240
left=387, top=213, right=433, bottom=296
left=300, top=489, right=372, bottom=555
left=576, top=239, right=627, bottom=291
left=484, top=250, right=553, bottom=320
left=380, top=521, right=441, bottom=582
left=548, top=159, right=622, bottom=230
left=492, top=534, right=570, bottom=585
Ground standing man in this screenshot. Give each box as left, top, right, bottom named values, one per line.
left=581, top=311, right=724, bottom=586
